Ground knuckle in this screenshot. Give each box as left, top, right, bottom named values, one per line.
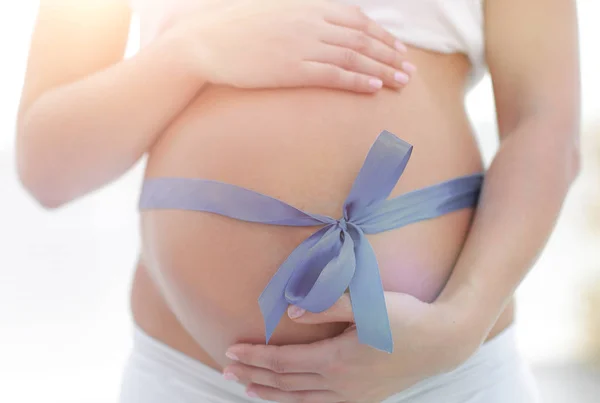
left=378, top=46, right=397, bottom=67
left=347, top=73, right=367, bottom=92
left=267, top=354, right=288, bottom=374
left=328, top=68, right=347, bottom=88
left=270, top=374, right=293, bottom=391
left=352, top=74, right=366, bottom=91
left=383, top=66, right=396, bottom=82
left=340, top=49, right=359, bottom=69
left=352, top=32, right=371, bottom=53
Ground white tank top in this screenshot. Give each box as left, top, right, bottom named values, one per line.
left=128, top=0, right=486, bottom=88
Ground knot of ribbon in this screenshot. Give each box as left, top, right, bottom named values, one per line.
left=337, top=217, right=348, bottom=231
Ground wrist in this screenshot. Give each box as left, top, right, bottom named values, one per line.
left=155, top=24, right=210, bottom=90
left=434, top=283, right=496, bottom=349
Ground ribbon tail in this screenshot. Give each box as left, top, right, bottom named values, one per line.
left=347, top=225, right=394, bottom=353
left=258, top=225, right=333, bottom=343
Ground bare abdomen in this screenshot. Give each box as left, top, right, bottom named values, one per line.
left=138, top=56, right=483, bottom=367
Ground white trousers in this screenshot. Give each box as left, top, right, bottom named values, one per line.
left=119, top=324, right=540, bottom=403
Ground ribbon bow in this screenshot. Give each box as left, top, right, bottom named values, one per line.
left=258, top=131, right=412, bottom=354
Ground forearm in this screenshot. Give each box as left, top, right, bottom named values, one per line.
left=16, top=32, right=202, bottom=208
left=436, top=114, right=580, bottom=339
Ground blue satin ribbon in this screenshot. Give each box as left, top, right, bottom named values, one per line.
left=139, top=130, right=483, bottom=353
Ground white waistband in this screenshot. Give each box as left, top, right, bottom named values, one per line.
left=130, top=325, right=257, bottom=402
left=123, top=323, right=537, bottom=403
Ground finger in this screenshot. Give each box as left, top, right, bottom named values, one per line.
left=224, top=363, right=328, bottom=392
left=320, top=25, right=416, bottom=77
left=298, top=61, right=383, bottom=93
left=325, top=4, right=404, bottom=53
left=289, top=293, right=354, bottom=324
left=226, top=341, right=335, bottom=374
left=247, top=384, right=345, bottom=403
left=308, top=44, right=410, bottom=89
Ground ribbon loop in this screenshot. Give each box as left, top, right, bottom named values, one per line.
left=343, top=131, right=413, bottom=222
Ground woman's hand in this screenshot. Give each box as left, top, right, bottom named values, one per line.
left=223, top=293, right=481, bottom=403
left=165, top=0, right=415, bottom=93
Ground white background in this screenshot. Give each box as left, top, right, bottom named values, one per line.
left=1, top=1, right=599, bottom=402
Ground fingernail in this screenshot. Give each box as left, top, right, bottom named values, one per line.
left=223, top=371, right=239, bottom=381
left=395, top=40, right=407, bottom=52
left=402, top=61, right=417, bottom=74
left=288, top=305, right=306, bottom=319
left=225, top=351, right=239, bottom=361
left=247, top=391, right=259, bottom=398
left=369, top=78, right=383, bottom=89
left=394, top=71, right=410, bottom=84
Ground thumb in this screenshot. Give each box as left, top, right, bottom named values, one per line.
left=288, top=293, right=354, bottom=324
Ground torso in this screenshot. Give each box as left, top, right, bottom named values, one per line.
left=131, top=46, right=514, bottom=371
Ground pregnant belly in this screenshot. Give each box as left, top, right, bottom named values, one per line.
left=139, top=77, right=483, bottom=367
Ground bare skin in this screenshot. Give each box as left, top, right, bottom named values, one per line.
left=135, top=44, right=514, bottom=370
left=16, top=0, right=578, bottom=401
left=219, top=1, right=580, bottom=401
